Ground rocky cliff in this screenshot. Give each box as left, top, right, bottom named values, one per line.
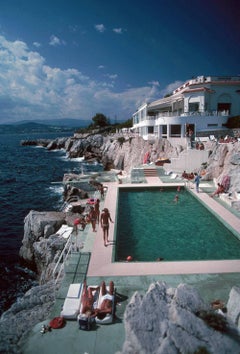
left=21, top=133, right=175, bottom=173
left=203, top=141, right=240, bottom=195
left=21, top=133, right=240, bottom=195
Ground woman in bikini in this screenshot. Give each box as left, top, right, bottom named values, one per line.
left=100, top=208, right=114, bottom=246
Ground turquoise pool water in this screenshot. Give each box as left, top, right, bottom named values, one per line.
left=115, top=187, right=240, bottom=262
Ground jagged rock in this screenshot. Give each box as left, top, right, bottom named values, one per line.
left=32, top=234, right=66, bottom=282
left=0, top=281, right=58, bottom=354
left=19, top=210, right=66, bottom=264
left=63, top=184, right=89, bottom=202
left=230, top=152, right=240, bottom=165
left=227, top=286, right=240, bottom=328
left=20, top=139, right=51, bottom=147
left=66, top=134, right=104, bottom=158
left=119, top=282, right=240, bottom=354
left=204, top=142, right=240, bottom=195
left=47, top=137, right=69, bottom=150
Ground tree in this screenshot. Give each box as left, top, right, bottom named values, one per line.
left=92, top=113, right=109, bottom=127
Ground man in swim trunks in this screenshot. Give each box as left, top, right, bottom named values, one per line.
left=100, top=208, right=114, bottom=246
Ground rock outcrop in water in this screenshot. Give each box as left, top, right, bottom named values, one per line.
left=19, top=210, right=79, bottom=284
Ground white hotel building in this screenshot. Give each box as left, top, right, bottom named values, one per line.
left=132, top=75, right=240, bottom=145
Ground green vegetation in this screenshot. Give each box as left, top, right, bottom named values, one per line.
left=117, top=137, right=126, bottom=146
left=90, top=113, right=110, bottom=127
left=75, top=113, right=133, bottom=134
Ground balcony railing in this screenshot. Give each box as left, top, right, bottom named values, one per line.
left=144, top=110, right=230, bottom=120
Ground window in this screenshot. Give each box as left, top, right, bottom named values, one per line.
left=217, top=103, right=231, bottom=114
left=208, top=124, right=218, bottom=127
left=162, top=125, right=167, bottom=134
left=189, top=102, right=199, bottom=112
left=170, top=125, right=181, bottom=137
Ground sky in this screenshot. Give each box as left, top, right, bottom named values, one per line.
left=0, top=0, right=239, bottom=124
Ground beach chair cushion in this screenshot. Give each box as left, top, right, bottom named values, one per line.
left=60, top=283, right=83, bottom=319
left=67, top=283, right=82, bottom=298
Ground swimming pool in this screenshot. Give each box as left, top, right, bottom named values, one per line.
left=115, top=187, right=240, bottom=262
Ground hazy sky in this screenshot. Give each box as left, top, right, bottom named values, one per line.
left=0, top=0, right=239, bottom=123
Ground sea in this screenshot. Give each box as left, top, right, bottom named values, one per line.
left=0, top=132, right=102, bottom=316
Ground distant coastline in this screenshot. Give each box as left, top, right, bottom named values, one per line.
left=0, top=122, right=75, bottom=134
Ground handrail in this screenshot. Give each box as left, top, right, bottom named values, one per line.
left=52, top=233, right=75, bottom=285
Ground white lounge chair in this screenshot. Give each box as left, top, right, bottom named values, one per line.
left=60, top=283, right=83, bottom=319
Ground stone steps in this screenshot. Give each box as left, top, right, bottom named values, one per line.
left=143, top=168, right=158, bottom=177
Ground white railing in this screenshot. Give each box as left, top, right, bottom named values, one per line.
left=154, top=110, right=229, bottom=118
left=52, top=233, right=75, bottom=286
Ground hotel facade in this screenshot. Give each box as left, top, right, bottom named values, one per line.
left=132, top=75, right=240, bottom=144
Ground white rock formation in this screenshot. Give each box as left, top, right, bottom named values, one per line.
left=119, top=282, right=240, bottom=354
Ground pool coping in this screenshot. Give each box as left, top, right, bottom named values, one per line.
left=88, top=181, right=240, bottom=277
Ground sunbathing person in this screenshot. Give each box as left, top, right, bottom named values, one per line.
left=95, top=281, right=114, bottom=318
left=81, top=281, right=99, bottom=316
left=81, top=281, right=114, bottom=318
left=211, top=183, right=225, bottom=197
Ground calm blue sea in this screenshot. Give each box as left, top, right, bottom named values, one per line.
left=0, top=132, right=101, bottom=316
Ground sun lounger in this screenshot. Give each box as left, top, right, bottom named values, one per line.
left=60, top=283, right=83, bottom=319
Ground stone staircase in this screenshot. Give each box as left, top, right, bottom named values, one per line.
left=143, top=168, right=158, bottom=177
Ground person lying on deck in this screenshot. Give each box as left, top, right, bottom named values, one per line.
left=81, top=281, right=114, bottom=318
left=81, top=281, right=99, bottom=317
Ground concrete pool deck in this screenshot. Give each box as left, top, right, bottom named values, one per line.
left=23, top=177, right=240, bottom=354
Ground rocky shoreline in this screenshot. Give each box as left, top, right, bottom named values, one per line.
left=1, top=133, right=240, bottom=353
